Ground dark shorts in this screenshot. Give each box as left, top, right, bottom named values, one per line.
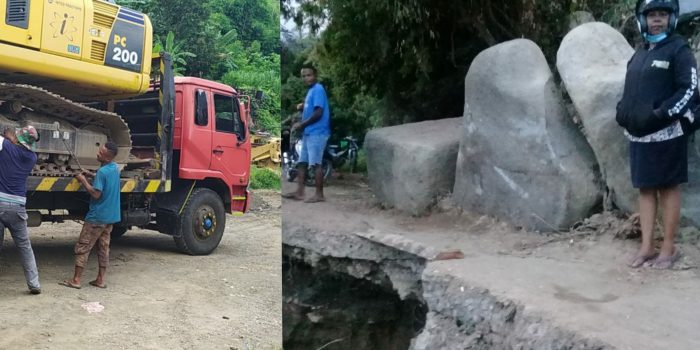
left=629, top=136, right=687, bottom=189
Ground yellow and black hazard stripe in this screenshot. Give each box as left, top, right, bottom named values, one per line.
left=27, top=176, right=172, bottom=193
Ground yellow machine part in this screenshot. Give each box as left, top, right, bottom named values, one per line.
left=0, top=0, right=152, bottom=101
left=251, top=135, right=281, bottom=170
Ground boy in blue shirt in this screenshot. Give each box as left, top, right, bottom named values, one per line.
left=60, top=141, right=121, bottom=289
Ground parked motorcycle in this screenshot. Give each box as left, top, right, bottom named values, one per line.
left=282, top=135, right=332, bottom=186
left=326, top=136, right=359, bottom=173
left=282, top=135, right=360, bottom=186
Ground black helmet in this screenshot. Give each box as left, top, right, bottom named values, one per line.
left=636, top=0, right=680, bottom=35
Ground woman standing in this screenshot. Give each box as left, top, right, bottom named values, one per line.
left=616, top=0, right=698, bottom=269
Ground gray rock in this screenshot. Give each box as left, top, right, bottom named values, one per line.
left=558, top=23, right=700, bottom=227
left=557, top=22, right=636, bottom=212
left=568, top=11, right=595, bottom=31
left=453, top=39, right=602, bottom=232
left=365, top=118, right=462, bottom=215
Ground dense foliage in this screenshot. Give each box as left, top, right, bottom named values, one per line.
left=281, top=0, right=699, bottom=141
left=250, top=166, right=281, bottom=190
left=117, top=0, right=281, bottom=134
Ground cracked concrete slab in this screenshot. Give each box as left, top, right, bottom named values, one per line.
left=283, top=177, right=700, bottom=349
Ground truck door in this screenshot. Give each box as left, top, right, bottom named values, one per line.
left=210, top=93, right=249, bottom=185
left=179, top=88, right=213, bottom=173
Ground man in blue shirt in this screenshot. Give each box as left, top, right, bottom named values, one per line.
left=0, top=125, right=41, bottom=294
left=283, top=65, right=331, bottom=202
left=60, top=141, right=121, bottom=289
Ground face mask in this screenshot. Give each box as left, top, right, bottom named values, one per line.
left=644, top=32, right=668, bottom=43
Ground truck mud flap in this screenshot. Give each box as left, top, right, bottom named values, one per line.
left=153, top=180, right=196, bottom=237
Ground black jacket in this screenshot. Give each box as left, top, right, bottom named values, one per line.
left=616, top=34, right=698, bottom=137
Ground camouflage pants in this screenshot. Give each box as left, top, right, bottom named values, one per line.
left=74, top=222, right=112, bottom=268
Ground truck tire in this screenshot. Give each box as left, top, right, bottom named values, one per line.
left=111, top=226, right=128, bottom=239
left=173, top=188, right=226, bottom=255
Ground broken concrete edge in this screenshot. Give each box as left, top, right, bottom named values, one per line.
left=413, top=267, right=614, bottom=350
left=284, top=220, right=615, bottom=348
left=352, top=227, right=613, bottom=348
left=283, top=223, right=426, bottom=299
left=283, top=222, right=422, bottom=261
left=354, top=230, right=465, bottom=261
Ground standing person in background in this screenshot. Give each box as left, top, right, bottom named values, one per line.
left=616, top=0, right=699, bottom=269
left=0, top=125, right=41, bottom=294
left=283, top=65, right=331, bottom=203
left=60, top=142, right=121, bottom=289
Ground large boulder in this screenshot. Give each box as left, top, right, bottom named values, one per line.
left=557, top=22, right=636, bottom=212
left=453, top=39, right=602, bottom=232
left=365, top=118, right=462, bottom=215
left=559, top=23, right=700, bottom=226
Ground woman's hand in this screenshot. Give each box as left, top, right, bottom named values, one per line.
left=627, top=109, right=669, bottom=137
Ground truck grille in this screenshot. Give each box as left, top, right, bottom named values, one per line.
left=6, top=0, right=29, bottom=29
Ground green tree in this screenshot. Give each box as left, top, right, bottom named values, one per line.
left=212, top=0, right=281, bottom=55
left=281, top=0, right=649, bottom=129
left=152, top=31, right=196, bottom=76
left=118, top=0, right=218, bottom=78
left=118, top=0, right=282, bottom=135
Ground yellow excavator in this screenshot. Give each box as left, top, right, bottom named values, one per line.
left=0, top=0, right=152, bottom=170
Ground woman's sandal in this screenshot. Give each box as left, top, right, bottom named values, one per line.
left=628, top=252, right=658, bottom=268
left=650, top=249, right=681, bottom=270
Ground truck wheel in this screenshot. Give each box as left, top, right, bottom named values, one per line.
left=173, top=188, right=226, bottom=255
left=111, top=226, right=128, bottom=239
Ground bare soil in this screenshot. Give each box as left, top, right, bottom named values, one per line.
left=0, top=189, right=281, bottom=350
left=283, top=174, right=700, bottom=350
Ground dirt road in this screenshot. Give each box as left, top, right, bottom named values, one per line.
left=0, top=190, right=281, bottom=350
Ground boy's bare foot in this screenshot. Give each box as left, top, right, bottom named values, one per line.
left=59, top=280, right=81, bottom=289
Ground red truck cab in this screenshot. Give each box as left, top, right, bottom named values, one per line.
left=174, top=77, right=251, bottom=215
